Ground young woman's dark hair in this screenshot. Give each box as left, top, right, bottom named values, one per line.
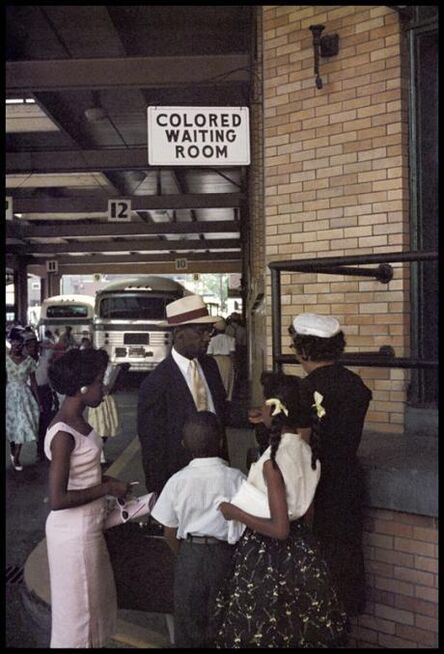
left=260, top=372, right=320, bottom=470
left=48, top=348, right=109, bottom=396
left=289, top=328, right=346, bottom=362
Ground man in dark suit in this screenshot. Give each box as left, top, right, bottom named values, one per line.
left=137, top=294, right=228, bottom=495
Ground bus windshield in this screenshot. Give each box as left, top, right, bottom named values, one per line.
left=46, top=305, right=90, bottom=318
left=98, top=294, right=177, bottom=320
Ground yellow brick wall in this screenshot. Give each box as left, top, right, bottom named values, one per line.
left=256, top=5, right=411, bottom=432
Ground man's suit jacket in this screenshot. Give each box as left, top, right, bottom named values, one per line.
left=137, top=353, right=228, bottom=494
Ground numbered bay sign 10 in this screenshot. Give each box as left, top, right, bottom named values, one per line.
left=108, top=199, right=132, bottom=222
left=175, top=258, right=188, bottom=271
left=147, top=106, right=250, bottom=166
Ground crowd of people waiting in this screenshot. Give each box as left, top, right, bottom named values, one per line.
left=6, top=324, right=95, bottom=470
left=6, top=295, right=372, bottom=649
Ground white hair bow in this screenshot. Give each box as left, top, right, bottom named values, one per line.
left=265, top=398, right=289, bottom=417
left=312, top=391, right=326, bottom=419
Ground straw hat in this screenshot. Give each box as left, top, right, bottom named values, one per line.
left=162, top=294, right=218, bottom=326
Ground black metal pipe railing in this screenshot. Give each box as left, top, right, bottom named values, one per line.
left=269, top=250, right=438, bottom=372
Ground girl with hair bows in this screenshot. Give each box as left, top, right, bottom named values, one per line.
left=212, top=373, right=348, bottom=648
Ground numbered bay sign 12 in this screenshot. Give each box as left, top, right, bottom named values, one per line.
left=108, top=199, right=132, bottom=222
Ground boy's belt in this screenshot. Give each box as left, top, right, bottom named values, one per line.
left=186, top=534, right=227, bottom=545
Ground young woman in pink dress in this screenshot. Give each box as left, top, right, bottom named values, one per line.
left=45, top=348, right=131, bottom=648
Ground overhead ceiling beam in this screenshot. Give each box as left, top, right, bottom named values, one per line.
left=6, top=148, right=148, bottom=174
left=26, top=251, right=240, bottom=265
left=28, top=261, right=241, bottom=275
left=6, top=54, right=250, bottom=91
left=14, top=238, right=241, bottom=254
left=10, top=220, right=239, bottom=239
left=7, top=149, right=227, bottom=174
left=11, top=193, right=242, bottom=213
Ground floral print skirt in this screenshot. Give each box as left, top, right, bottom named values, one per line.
left=212, top=520, right=349, bottom=648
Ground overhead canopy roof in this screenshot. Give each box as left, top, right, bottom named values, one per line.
left=6, top=6, right=253, bottom=275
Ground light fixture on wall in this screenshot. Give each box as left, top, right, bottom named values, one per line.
left=309, top=24, right=340, bottom=90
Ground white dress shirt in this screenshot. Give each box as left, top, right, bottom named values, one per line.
left=207, top=333, right=235, bottom=356
left=151, top=457, right=246, bottom=541
left=171, top=347, right=216, bottom=413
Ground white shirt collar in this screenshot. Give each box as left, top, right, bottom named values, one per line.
left=172, top=346, right=193, bottom=376
left=188, top=457, right=228, bottom=468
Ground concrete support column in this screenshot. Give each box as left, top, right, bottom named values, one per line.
left=40, top=277, right=47, bottom=303
left=46, top=273, right=61, bottom=297
left=14, top=259, right=28, bottom=325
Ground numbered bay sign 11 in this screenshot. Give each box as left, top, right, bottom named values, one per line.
left=108, top=199, right=132, bottom=222
left=147, top=106, right=250, bottom=166
left=46, top=260, right=58, bottom=273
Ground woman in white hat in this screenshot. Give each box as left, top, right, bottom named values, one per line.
left=289, top=313, right=372, bottom=616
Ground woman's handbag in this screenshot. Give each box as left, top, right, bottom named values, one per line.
left=104, top=492, right=157, bottom=529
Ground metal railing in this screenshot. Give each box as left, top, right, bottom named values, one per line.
left=268, top=250, right=438, bottom=372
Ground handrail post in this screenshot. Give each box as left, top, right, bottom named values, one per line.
left=271, top=268, right=281, bottom=373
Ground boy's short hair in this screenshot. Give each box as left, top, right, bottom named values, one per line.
left=183, top=411, right=223, bottom=457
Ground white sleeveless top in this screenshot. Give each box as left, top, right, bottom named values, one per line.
left=248, top=432, right=321, bottom=520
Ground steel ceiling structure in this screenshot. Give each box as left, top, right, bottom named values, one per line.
left=5, top=5, right=254, bottom=276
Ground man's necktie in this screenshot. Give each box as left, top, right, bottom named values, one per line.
left=189, top=359, right=209, bottom=411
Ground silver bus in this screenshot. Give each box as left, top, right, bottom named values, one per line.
left=93, top=276, right=189, bottom=371
left=38, top=294, right=95, bottom=343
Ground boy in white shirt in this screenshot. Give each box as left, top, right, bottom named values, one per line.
left=151, top=411, right=245, bottom=648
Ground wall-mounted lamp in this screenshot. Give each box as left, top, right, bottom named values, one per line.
left=309, top=24, right=340, bottom=90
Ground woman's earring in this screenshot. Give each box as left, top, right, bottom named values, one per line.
left=80, top=386, right=88, bottom=395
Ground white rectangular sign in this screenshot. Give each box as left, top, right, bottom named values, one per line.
left=46, top=260, right=59, bottom=273
left=175, top=258, right=188, bottom=271
left=147, top=106, right=250, bottom=166
left=108, top=199, right=132, bottom=222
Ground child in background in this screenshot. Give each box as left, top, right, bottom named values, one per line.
left=151, top=411, right=245, bottom=649
left=212, top=373, right=348, bottom=648
left=87, top=350, right=120, bottom=464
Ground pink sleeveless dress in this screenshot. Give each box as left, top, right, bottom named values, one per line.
left=44, top=422, right=117, bottom=648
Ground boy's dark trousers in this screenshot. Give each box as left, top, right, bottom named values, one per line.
left=174, top=538, right=234, bottom=648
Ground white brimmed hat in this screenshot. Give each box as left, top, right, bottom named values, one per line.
left=292, top=313, right=341, bottom=338
left=162, top=294, right=218, bottom=326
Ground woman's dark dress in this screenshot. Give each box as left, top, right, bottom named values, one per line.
left=300, top=363, right=372, bottom=615
left=212, top=520, right=348, bottom=648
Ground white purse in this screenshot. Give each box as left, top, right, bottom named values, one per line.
left=104, top=492, right=157, bottom=529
